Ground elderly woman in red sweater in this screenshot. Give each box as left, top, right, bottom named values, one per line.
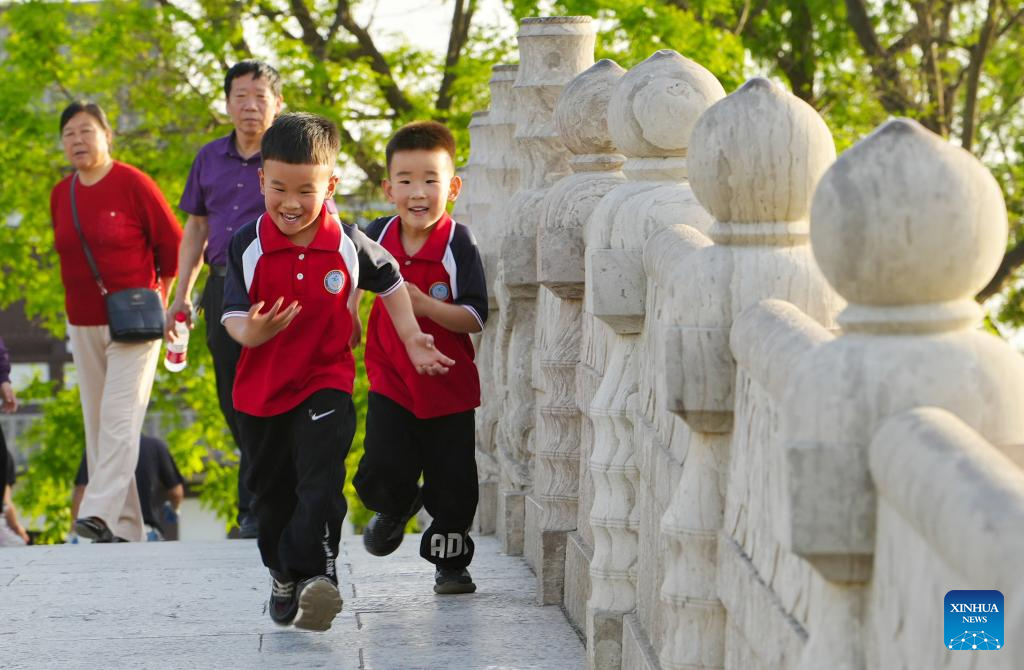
left=50, top=101, right=182, bottom=542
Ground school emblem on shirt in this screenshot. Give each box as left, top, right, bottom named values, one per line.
left=324, top=269, right=345, bottom=295
left=429, top=282, right=450, bottom=301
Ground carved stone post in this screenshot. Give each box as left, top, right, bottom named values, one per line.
left=583, top=50, right=725, bottom=670
left=655, top=77, right=839, bottom=670
left=494, top=16, right=595, bottom=556
left=778, top=117, right=1024, bottom=668
left=527, top=59, right=627, bottom=605
left=473, top=64, right=520, bottom=535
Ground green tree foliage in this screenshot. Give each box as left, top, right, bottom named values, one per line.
left=0, top=0, right=512, bottom=538
left=3, top=0, right=1022, bottom=537
left=522, top=0, right=1024, bottom=326
left=11, top=380, right=85, bottom=544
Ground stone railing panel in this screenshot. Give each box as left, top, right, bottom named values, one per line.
left=867, top=407, right=1024, bottom=669
left=531, top=58, right=627, bottom=608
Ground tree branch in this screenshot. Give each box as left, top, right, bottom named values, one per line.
left=978, top=236, right=1024, bottom=301
left=913, top=2, right=948, bottom=135
left=435, top=0, right=477, bottom=115
left=844, top=0, right=917, bottom=118
left=338, top=122, right=385, bottom=185
left=996, top=5, right=1024, bottom=39
left=961, top=0, right=1001, bottom=152
left=333, top=0, right=413, bottom=115
left=255, top=1, right=302, bottom=42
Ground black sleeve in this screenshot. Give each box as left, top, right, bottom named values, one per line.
left=152, top=437, right=184, bottom=488
left=0, top=336, right=11, bottom=385
left=5, top=448, right=15, bottom=486
left=74, top=451, right=88, bottom=486
left=345, top=224, right=404, bottom=296
left=452, top=223, right=488, bottom=328
left=363, top=216, right=392, bottom=243
left=221, top=221, right=257, bottom=323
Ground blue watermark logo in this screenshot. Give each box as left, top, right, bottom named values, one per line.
left=945, top=590, right=1003, bottom=651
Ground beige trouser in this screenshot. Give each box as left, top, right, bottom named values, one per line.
left=68, top=325, right=161, bottom=542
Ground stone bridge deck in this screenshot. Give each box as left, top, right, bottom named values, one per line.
left=0, top=533, right=584, bottom=669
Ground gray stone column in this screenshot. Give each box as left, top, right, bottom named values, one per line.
left=527, top=59, right=627, bottom=607
left=494, top=16, right=595, bottom=556
left=474, top=64, right=519, bottom=536
left=583, top=50, right=725, bottom=670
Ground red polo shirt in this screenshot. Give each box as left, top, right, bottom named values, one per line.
left=364, top=213, right=488, bottom=419
left=51, top=162, right=182, bottom=326
left=222, top=207, right=403, bottom=417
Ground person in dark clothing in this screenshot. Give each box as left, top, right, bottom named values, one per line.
left=1, top=448, right=30, bottom=546
left=0, top=338, right=28, bottom=546
left=73, top=434, right=185, bottom=540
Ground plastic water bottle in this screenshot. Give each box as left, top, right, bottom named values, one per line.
left=164, top=312, right=189, bottom=372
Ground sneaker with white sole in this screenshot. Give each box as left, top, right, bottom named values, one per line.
left=268, top=574, right=298, bottom=625
left=292, top=576, right=343, bottom=631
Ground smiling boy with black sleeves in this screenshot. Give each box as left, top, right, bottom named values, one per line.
left=354, top=121, right=487, bottom=595
left=221, top=113, right=455, bottom=631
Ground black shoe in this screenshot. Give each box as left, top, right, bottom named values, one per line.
left=434, top=567, right=476, bottom=594
left=362, top=491, right=422, bottom=557
left=268, top=573, right=298, bottom=626
left=292, top=576, right=343, bottom=631
left=238, top=515, right=259, bottom=539
left=75, top=517, right=126, bottom=543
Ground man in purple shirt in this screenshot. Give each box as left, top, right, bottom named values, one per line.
left=167, top=60, right=283, bottom=538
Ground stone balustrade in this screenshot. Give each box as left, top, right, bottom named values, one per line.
left=464, top=15, right=1024, bottom=670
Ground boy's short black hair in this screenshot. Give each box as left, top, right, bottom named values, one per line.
left=60, top=100, right=111, bottom=134
left=385, top=121, right=457, bottom=172
left=224, top=60, right=283, bottom=98
left=261, top=112, right=340, bottom=166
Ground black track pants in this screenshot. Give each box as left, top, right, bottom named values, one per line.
left=237, top=389, right=355, bottom=581
left=354, top=392, right=478, bottom=570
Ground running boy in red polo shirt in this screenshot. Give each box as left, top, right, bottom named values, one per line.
left=354, top=121, right=487, bottom=594
left=222, top=113, right=454, bottom=631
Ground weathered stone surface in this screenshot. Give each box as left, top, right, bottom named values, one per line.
left=492, top=19, right=595, bottom=564
left=563, top=530, right=593, bottom=636
left=0, top=532, right=584, bottom=670
left=464, top=15, right=1024, bottom=670
left=473, top=63, right=520, bottom=539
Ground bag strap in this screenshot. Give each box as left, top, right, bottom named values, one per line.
left=69, top=173, right=109, bottom=296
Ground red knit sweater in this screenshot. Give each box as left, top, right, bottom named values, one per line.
left=51, top=162, right=182, bottom=326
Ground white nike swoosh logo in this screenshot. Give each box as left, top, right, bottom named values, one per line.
left=310, top=410, right=336, bottom=421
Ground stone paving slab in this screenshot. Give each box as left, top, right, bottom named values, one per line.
left=0, top=532, right=584, bottom=669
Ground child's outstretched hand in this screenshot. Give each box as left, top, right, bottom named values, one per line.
left=404, top=332, right=455, bottom=375
left=244, top=297, right=301, bottom=346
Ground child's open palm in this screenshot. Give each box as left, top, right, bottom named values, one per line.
left=405, top=333, right=455, bottom=375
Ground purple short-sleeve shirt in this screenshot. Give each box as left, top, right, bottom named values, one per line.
left=179, top=131, right=340, bottom=266
left=178, top=132, right=264, bottom=266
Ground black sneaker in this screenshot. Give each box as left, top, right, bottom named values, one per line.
left=268, top=574, right=298, bottom=626
left=362, top=491, right=423, bottom=557
left=434, top=567, right=476, bottom=595
left=75, top=517, right=126, bottom=543
left=292, top=576, right=343, bottom=631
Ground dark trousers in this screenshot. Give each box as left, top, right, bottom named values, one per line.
left=0, top=429, right=7, bottom=514
left=354, top=392, right=478, bottom=570
left=201, top=274, right=252, bottom=523
left=237, top=389, right=355, bottom=582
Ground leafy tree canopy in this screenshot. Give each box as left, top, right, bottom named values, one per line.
left=1, top=0, right=1022, bottom=537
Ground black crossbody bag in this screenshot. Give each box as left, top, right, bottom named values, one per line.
left=69, top=173, right=165, bottom=342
